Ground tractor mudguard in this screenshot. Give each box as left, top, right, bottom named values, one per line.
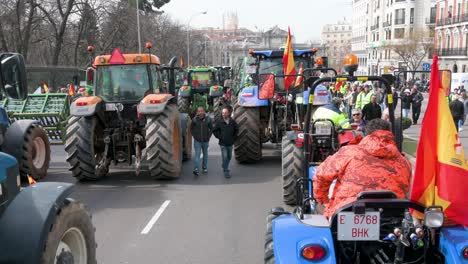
left=138, top=94, right=174, bottom=115
left=209, top=85, right=224, bottom=97
left=2, top=119, right=38, bottom=162
left=238, top=86, right=269, bottom=107
left=178, top=86, right=192, bottom=97
left=439, top=226, right=468, bottom=263
left=272, top=214, right=336, bottom=263
left=0, top=182, right=74, bottom=264
left=70, top=96, right=103, bottom=116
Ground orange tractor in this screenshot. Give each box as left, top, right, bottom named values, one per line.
left=65, top=46, right=191, bottom=180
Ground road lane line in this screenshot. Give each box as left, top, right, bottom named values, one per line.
left=140, top=200, right=171, bottom=235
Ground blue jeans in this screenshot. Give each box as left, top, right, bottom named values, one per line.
left=194, top=140, right=209, bottom=170
left=402, top=108, right=410, bottom=118
left=220, top=145, right=233, bottom=172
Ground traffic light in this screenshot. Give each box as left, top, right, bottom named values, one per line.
left=153, top=0, right=170, bottom=9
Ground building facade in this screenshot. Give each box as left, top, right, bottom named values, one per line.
left=435, top=0, right=468, bottom=73
left=352, top=0, right=436, bottom=76
left=321, top=20, right=353, bottom=71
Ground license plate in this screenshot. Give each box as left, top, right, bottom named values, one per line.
left=315, top=123, right=332, bottom=135
left=337, top=212, right=380, bottom=241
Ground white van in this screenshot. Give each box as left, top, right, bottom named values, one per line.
left=451, top=73, right=468, bottom=93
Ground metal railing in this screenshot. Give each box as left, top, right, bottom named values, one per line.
left=426, top=17, right=436, bottom=24
left=370, top=24, right=379, bottom=30
left=394, top=18, right=405, bottom=25
left=383, top=21, right=392, bottom=27
left=438, top=47, right=468, bottom=57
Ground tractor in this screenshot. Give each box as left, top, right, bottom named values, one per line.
left=0, top=53, right=51, bottom=181
left=177, top=67, right=227, bottom=121
left=65, top=47, right=191, bottom=181
left=264, top=55, right=468, bottom=264
left=0, top=54, right=96, bottom=263
left=233, top=48, right=318, bottom=163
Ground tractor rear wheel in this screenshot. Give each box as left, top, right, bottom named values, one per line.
left=41, top=199, right=97, bottom=264
left=233, top=106, right=262, bottom=163
left=65, top=116, right=107, bottom=181
left=19, top=124, right=51, bottom=180
left=146, top=104, right=183, bottom=179
left=213, top=96, right=224, bottom=122
left=177, top=95, right=191, bottom=114
left=282, top=136, right=304, bottom=205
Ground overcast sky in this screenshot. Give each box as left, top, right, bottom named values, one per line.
left=163, top=0, right=353, bottom=43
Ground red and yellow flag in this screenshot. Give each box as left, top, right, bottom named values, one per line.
left=42, top=81, right=49, bottom=93
left=282, top=27, right=296, bottom=90
left=294, top=63, right=304, bottom=88
left=68, top=83, right=76, bottom=96
left=410, top=55, right=468, bottom=226
left=334, top=81, right=344, bottom=92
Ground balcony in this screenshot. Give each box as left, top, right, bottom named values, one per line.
left=436, top=15, right=468, bottom=27
left=394, top=18, right=405, bottom=25
left=383, top=21, right=392, bottom=27
left=438, top=47, right=468, bottom=57
left=426, top=17, right=436, bottom=25
left=370, top=24, right=379, bottom=31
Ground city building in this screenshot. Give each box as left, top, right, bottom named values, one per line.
left=435, top=0, right=468, bottom=73
left=321, top=20, right=353, bottom=71
left=352, top=0, right=436, bottom=76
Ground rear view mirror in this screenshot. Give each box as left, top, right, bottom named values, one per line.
left=0, top=53, right=27, bottom=100
left=259, top=73, right=275, bottom=100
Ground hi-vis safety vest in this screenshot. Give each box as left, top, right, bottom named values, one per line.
left=355, top=91, right=373, bottom=109
left=313, top=104, right=350, bottom=129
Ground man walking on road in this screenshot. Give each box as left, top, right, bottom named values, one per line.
left=450, top=94, right=465, bottom=132
left=411, top=86, right=424, bottom=124
left=191, top=107, right=213, bottom=176
left=362, top=95, right=382, bottom=121
left=213, top=107, right=239, bottom=178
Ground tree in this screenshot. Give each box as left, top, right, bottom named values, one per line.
left=385, top=29, right=434, bottom=74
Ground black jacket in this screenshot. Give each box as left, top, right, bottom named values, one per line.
left=450, top=100, right=465, bottom=120
left=411, top=92, right=424, bottom=108
left=191, top=116, right=213, bottom=142
left=213, top=118, right=239, bottom=146
left=362, top=102, right=382, bottom=121
left=401, top=93, right=412, bottom=109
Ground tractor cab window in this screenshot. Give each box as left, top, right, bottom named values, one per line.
left=189, top=71, right=215, bottom=88
left=150, top=65, right=163, bottom=93
left=96, top=64, right=150, bottom=101
left=258, top=57, right=310, bottom=91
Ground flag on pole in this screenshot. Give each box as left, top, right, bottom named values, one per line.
left=42, top=81, right=49, bottom=93
left=294, top=63, right=304, bottom=88
left=334, top=81, right=344, bottom=92
left=68, top=83, right=76, bottom=96
left=410, top=55, right=468, bottom=226
left=282, top=27, right=296, bottom=90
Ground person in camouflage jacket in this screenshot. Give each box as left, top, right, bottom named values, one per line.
left=313, top=119, right=411, bottom=219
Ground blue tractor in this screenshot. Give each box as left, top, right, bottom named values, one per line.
left=233, top=49, right=318, bottom=163
left=0, top=53, right=96, bottom=263
left=264, top=64, right=468, bottom=263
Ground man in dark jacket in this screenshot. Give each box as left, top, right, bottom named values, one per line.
left=213, top=107, right=239, bottom=178
left=450, top=94, right=465, bottom=132
left=362, top=95, right=382, bottom=121
left=401, top=88, right=412, bottom=118
left=410, top=86, right=424, bottom=124
left=392, top=87, right=399, bottom=110
left=191, top=107, right=213, bottom=176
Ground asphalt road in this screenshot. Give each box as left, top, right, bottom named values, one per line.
left=45, top=138, right=285, bottom=264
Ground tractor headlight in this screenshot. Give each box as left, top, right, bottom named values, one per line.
left=424, top=206, right=444, bottom=228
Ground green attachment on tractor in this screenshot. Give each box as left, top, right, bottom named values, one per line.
left=0, top=93, right=70, bottom=143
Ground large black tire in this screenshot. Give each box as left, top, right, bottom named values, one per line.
left=182, top=115, right=192, bottom=161
left=178, top=95, right=191, bottom=114
left=233, top=106, right=262, bottom=163
left=265, top=211, right=280, bottom=264
left=282, top=136, right=304, bottom=205
left=41, top=199, right=97, bottom=264
left=146, top=104, right=183, bottom=179
left=213, top=96, right=223, bottom=122
left=65, top=116, right=106, bottom=181
left=19, top=124, right=51, bottom=180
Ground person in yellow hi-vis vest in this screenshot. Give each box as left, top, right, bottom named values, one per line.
left=355, top=84, right=373, bottom=109
left=313, top=98, right=350, bottom=129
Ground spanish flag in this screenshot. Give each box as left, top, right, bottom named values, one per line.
left=294, top=63, right=304, bottom=88
left=410, top=55, right=468, bottom=226
left=42, top=81, right=49, bottom=93
left=68, top=83, right=76, bottom=96
left=282, top=27, right=296, bottom=90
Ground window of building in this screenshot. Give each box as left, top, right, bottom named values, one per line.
left=395, top=8, right=405, bottom=25
left=463, top=65, right=466, bottom=73
left=395, top=28, right=405, bottom=39
left=410, top=8, right=414, bottom=24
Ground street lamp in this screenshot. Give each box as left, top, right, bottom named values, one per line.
left=187, top=11, right=207, bottom=67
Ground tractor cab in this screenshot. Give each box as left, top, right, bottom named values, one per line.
left=92, top=49, right=164, bottom=103
left=186, top=67, right=220, bottom=94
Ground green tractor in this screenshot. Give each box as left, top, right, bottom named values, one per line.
left=177, top=67, right=227, bottom=121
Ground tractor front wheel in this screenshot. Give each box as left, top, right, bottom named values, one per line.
left=146, top=104, right=183, bottom=179
left=233, top=106, right=262, bottom=163
left=281, top=136, right=304, bottom=205
left=212, top=96, right=224, bottom=122
left=177, top=95, right=191, bottom=114
left=265, top=210, right=281, bottom=264
left=19, top=124, right=51, bottom=180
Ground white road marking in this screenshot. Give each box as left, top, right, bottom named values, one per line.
left=140, top=200, right=171, bottom=235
